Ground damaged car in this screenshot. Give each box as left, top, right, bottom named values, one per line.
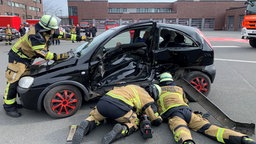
left=17, top=21, right=216, bottom=118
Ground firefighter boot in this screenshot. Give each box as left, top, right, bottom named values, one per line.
left=3, top=104, right=21, bottom=118
left=101, top=123, right=128, bottom=144
left=183, top=140, right=196, bottom=144
left=242, top=137, right=256, bottom=144
left=72, top=120, right=97, bottom=144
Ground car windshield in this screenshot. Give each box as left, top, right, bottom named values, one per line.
left=74, top=25, right=125, bottom=57
left=246, top=2, right=256, bottom=14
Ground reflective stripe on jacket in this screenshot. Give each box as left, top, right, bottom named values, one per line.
left=106, top=85, right=154, bottom=114
left=157, top=86, right=188, bottom=115
left=11, top=26, right=54, bottom=60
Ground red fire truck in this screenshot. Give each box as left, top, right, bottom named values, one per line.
left=105, top=20, right=119, bottom=30
left=0, top=15, right=21, bottom=31
left=241, top=0, right=256, bottom=48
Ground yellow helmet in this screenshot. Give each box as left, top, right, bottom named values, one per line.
left=160, top=72, right=173, bottom=82
left=39, top=15, right=59, bottom=30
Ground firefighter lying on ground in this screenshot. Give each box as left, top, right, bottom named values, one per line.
left=153, top=72, right=256, bottom=144
left=71, top=84, right=163, bottom=144
left=3, top=15, right=87, bottom=118
left=5, top=24, right=12, bottom=45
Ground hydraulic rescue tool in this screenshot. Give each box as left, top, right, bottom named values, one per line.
left=139, top=114, right=153, bottom=139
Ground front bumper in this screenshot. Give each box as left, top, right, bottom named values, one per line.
left=17, top=86, right=44, bottom=111
left=241, top=27, right=256, bottom=39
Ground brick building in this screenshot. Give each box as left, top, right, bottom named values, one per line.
left=0, top=0, right=43, bottom=23
left=68, top=0, right=246, bottom=31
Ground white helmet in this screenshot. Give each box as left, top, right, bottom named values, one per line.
left=39, top=15, right=60, bottom=30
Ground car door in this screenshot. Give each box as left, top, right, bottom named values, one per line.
left=91, top=28, right=153, bottom=89
left=153, top=27, right=208, bottom=68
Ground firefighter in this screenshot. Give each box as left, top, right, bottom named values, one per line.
left=154, top=72, right=256, bottom=144
left=5, top=24, right=12, bottom=45
left=3, top=15, right=85, bottom=118
left=71, top=24, right=76, bottom=43
left=72, top=84, right=162, bottom=144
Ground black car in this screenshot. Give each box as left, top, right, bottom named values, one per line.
left=0, top=29, right=4, bottom=41
left=17, top=21, right=216, bottom=118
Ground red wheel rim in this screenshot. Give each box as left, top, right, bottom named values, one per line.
left=190, top=77, right=209, bottom=94
left=50, top=90, right=78, bottom=115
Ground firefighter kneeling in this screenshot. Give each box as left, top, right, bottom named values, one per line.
left=71, top=84, right=162, bottom=144
left=154, top=72, right=256, bottom=144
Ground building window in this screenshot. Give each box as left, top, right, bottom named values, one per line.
left=178, top=18, right=189, bottom=26
left=136, top=8, right=171, bottom=13
left=69, top=6, right=77, bottom=16
left=0, top=0, right=3, bottom=5
left=27, top=15, right=32, bottom=19
left=238, top=14, right=244, bottom=30
left=191, top=18, right=202, bottom=29
left=108, top=8, right=127, bottom=13
left=204, top=18, right=215, bottom=30
left=166, top=18, right=177, bottom=24
left=109, top=7, right=171, bottom=14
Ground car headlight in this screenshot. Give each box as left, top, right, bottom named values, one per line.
left=18, top=76, right=34, bottom=88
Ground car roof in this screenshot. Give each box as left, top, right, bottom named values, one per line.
left=157, top=23, right=198, bottom=35
left=119, top=21, right=203, bottom=41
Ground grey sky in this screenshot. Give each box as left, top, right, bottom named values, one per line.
left=43, top=0, right=68, bottom=16
left=43, top=0, right=176, bottom=17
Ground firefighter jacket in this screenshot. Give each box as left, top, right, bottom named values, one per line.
left=5, top=27, right=12, bottom=36
left=157, top=85, right=189, bottom=116
left=106, top=85, right=160, bottom=121
left=71, top=27, right=76, bottom=34
left=57, top=29, right=86, bottom=41
left=11, top=26, right=55, bottom=61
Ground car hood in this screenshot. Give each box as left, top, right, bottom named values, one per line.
left=29, top=58, right=77, bottom=76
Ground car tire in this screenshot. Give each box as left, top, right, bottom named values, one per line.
left=43, top=85, right=82, bottom=118
left=184, top=71, right=211, bottom=96
left=249, top=38, right=256, bottom=48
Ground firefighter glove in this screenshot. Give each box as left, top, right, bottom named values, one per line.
left=54, top=52, right=69, bottom=61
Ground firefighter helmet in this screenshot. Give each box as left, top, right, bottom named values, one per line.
left=147, top=84, right=162, bottom=100
left=39, top=15, right=59, bottom=30
left=160, top=72, right=173, bottom=82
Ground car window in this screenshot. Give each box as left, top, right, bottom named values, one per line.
left=159, top=28, right=197, bottom=48
left=104, top=31, right=131, bottom=50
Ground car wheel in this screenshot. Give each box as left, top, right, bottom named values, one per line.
left=185, top=71, right=211, bottom=96
left=43, top=85, right=82, bottom=118
left=249, top=38, right=256, bottom=48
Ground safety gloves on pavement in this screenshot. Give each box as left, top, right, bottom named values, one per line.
left=54, top=52, right=69, bottom=61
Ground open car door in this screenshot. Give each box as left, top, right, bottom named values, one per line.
left=90, top=28, right=154, bottom=91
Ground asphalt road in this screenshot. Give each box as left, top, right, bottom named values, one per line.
left=0, top=31, right=256, bottom=144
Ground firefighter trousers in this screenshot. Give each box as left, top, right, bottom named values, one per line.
left=5, top=35, right=12, bottom=45
left=3, top=60, right=27, bottom=111
left=168, top=107, right=246, bottom=144
left=86, top=106, right=139, bottom=131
